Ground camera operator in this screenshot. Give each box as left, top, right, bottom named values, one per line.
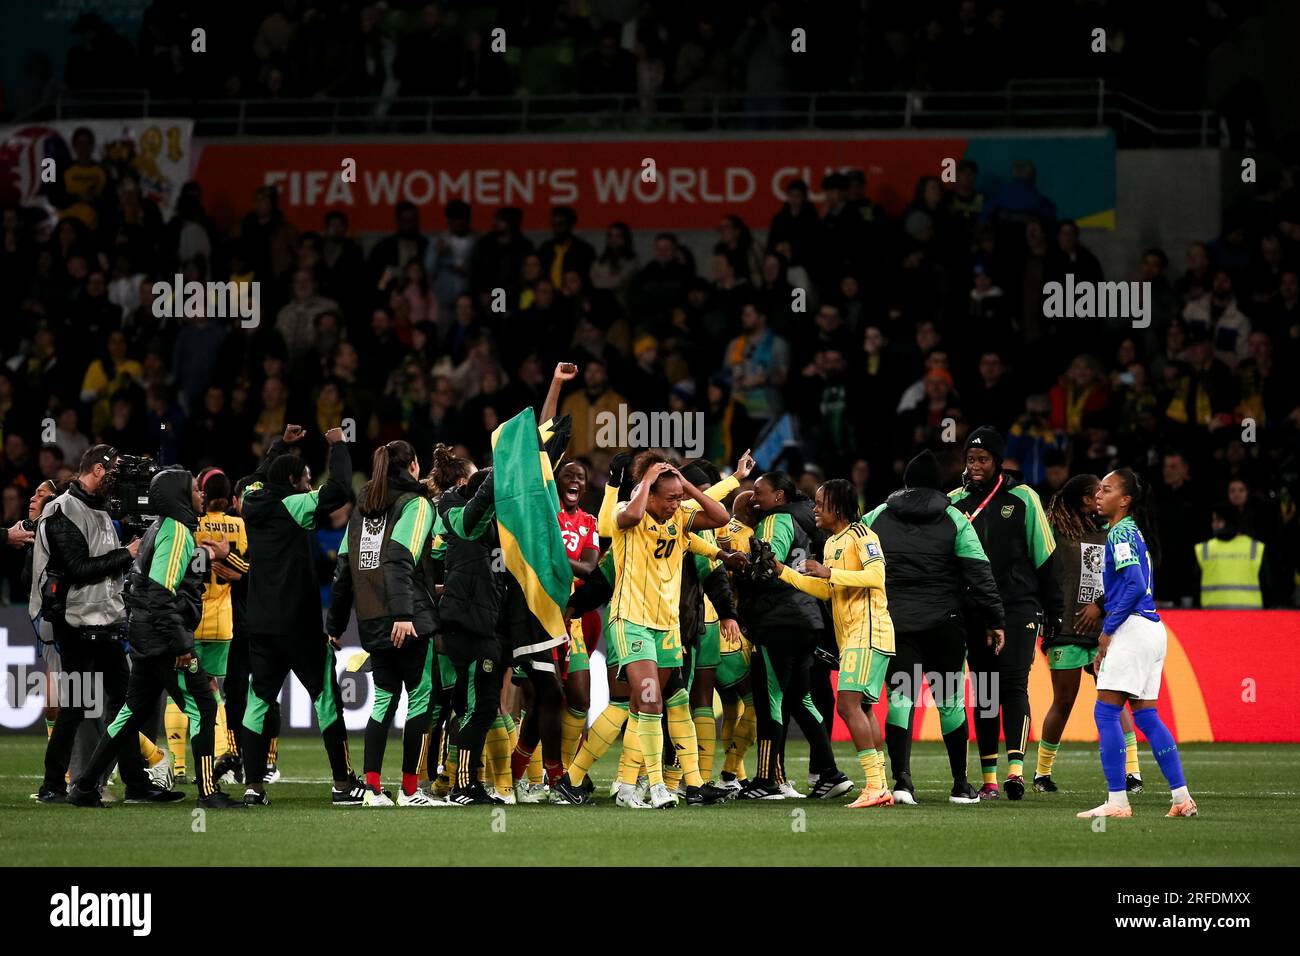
left=67, top=466, right=242, bottom=809
left=31, top=446, right=161, bottom=802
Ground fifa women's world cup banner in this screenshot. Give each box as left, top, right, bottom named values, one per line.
left=834, top=611, right=1300, bottom=744
left=0, top=119, right=195, bottom=226
left=191, top=130, right=1116, bottom=233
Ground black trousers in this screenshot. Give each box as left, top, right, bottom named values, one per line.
left=444, top=626, right=506, bottom=789
left=77, top=654, right=219, bottom=797
left=966, top=606, right=1041, bottom=770
left=224, top=624, right=280, bottom=758
left=884, top=617, right=971, bottom=782
left=365, top=636, right=437, bottom=778
left=748, top=627, right=835, bottom=783
left=241, top=630, right=351, bottom=785
left=42, top=625, right=147, bottom=793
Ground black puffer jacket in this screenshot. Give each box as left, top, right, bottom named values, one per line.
left=327, top=470, right=439, bottom=652
left=862, top=487, right=1004, bottom=633
left=738, top=498, right=824, bottom=635
left=242, top=439, right=353, bottom=637
left=436, top=472, right=502, bottom=640
left=125, top=467, right=204, bottom=658
left=42, top=481, right=132, bottom=591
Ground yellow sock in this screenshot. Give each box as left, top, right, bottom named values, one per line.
left=981, top=755, right=999, bottom=786
left=618, top=726, right=644, bottom=785
left=633, top=711, right=664, bottom=787
left=724, top=695, right=756, bottom=779
left=444, top=742, right=458, bottom=787
left=859, top=749, right=886, bottom=792
left=486, top=718, right=512, bottom=793
left=213, top=700, right=230, bottom=759
left=693, top=706, right=717, bottom=782
left=527, top=745, right=543, bottom=785
left=1036, top=740, right=1060, bottom=778
left=268, top=737, right=279, bottom=766
left=505, top=712, right=519, bottom=755
left=720, top=698, right=739, bottom=762
left=137, top=733, right=164, bottom=767
left=569, top=702, right=628, bottom=786
left=1125, top=731, right=1141, bottom=776
left=164, top=701, right=188, bottom=773
left=561, top=706, right=586, bottom=769
left=667, top=691, right=702, bottom=787
left=46, top=718, right=54, bottom=739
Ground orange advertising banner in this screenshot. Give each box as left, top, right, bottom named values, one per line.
left=834, top=611, right=1299, bottom=744
left=192, top=136, right=969, bottom=233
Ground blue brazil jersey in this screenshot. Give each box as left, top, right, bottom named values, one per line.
left=1102, top=515, right=1160, bottom=634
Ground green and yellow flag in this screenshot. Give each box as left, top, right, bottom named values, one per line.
left=491, top=409, right=573, bottom=638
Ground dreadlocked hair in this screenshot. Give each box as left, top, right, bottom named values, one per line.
left=1112, top=468, right=1162, bottom=567
left=1046, top=473, right=1099, bottom=543
left=817, top=478, right=860, bottom=523
left=365, top=440, right=417, bottom=513
left=427, top=443, right=473, bottom=494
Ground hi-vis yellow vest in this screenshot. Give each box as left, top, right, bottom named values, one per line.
left=1196, top=535, right=1262, bottom=609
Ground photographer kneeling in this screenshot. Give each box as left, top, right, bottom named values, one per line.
left=68, top=465, right=242, bottom=808
left=33, top=446, right=156, bottom=802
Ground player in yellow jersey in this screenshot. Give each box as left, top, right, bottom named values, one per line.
left=776, top=479, right=896, bottom=808
left=553, top=454, right=729, bottom=808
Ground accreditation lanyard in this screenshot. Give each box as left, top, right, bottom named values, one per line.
left=966, top=473, right=1004, bottom=523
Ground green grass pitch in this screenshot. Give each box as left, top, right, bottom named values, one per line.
left=4, top=737, right=1299, bottom=866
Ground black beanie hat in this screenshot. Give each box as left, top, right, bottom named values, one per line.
left=903, top=449, right=942, bottom=490
left=965, top=425, right=1005, bottom=463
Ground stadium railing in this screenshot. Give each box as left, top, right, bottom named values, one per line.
left=20, top=80, right=1216, bottom=146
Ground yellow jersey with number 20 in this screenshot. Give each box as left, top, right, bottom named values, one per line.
left=609, top=503, right=696, bottom=631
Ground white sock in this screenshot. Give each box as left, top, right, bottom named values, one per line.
left=1171, top=785, right=1190, bottom=803
left=1107, top=790, right=1130, bottom=809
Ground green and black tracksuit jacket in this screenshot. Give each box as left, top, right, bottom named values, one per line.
left=327, top=471, right=438, bottom=653
left=434, top=472, right=501, bottom=642
left=862, top=487, right=1004, bottom=632
left=948, top=469, right=1061, bottom=625
left=124, top=467, right=205, bottom=659
left=737, top=499, right=823, bottom=638
left=241, top=439, right=354, bottom=638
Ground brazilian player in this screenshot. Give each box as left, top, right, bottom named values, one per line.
left=1078, top=469, right=1197, bottom=820
left=777, top=479, right=896, bottom=808
left=555, top=456, right=728, bottom=808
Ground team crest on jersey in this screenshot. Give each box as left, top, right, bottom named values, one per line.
left=482, top=658, right=494, bottom=673
left=666, top=525, right=676, bottom=536
left=358, top=516, right=386, bottom=570
left=1000, top=504, right=1014, bottom=518
left=630, top=640, right=644, bottom=653
left=834, top=549, right=843, bottom=560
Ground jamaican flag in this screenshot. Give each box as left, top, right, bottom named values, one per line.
left=491, top=409, right=573, bottom=638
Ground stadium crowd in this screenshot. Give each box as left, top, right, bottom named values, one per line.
left=3, top=119, right=1299, bottom=609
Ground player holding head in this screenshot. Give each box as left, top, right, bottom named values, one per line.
left=1077, top=469, right=1196, bottom=819
left=1036, top=474, right=1142, bottom=793
left=776, top=479, right=896, bottom=807
left=557, top=453, right=728, bottom=808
